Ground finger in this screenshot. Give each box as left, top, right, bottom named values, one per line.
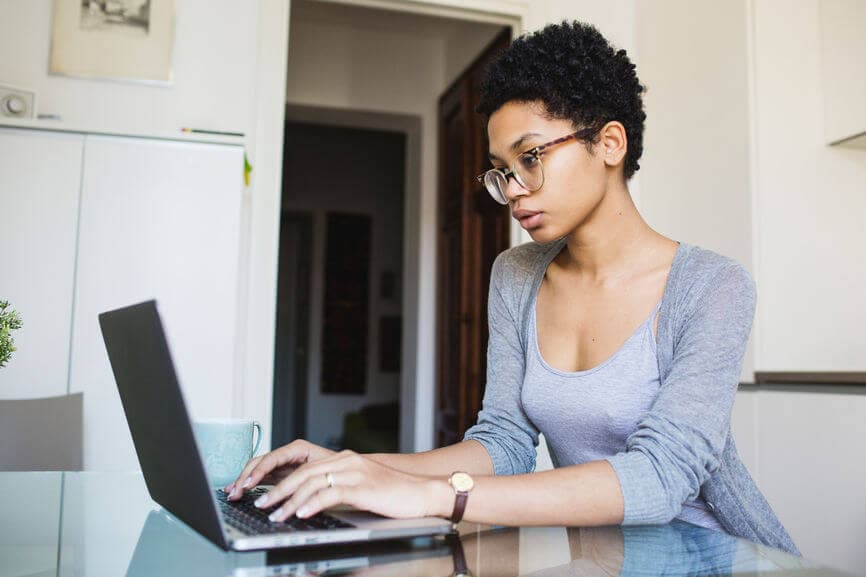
left=296, top=486, right=353, bottom=519
left=225, top=454, right=265, bottom=498
left=234, top=442, right=309, bottom=497
left=267, top=471, right=335, bottom=522
left=256, top=450, right=361, bottom=509
left=282, top=469, right=364, bottom=521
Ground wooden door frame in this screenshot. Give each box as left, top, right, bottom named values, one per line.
left=248, top=0, right=528, bottom=454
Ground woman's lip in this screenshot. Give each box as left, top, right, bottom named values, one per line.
left=515, top=212, right=543, bottom=230
left=512, top=209, right=541, bottom=220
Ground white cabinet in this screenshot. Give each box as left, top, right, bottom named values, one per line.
left=1, top=127, right=245, bottom=470
left=0, top=128, right=83, bottom=400
left=820, top=0, right=866, bottom=147
left=732, top=389, right=866, bottom=574
left=70, top=135, right=244, bottom=470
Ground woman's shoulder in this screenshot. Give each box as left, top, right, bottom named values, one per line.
left=669, top=243, right=756, bottom=309
left=489, top=240, right=564, bottom=315
left=492, top=239, right=564, bottom=281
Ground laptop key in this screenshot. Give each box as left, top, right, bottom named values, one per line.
left=215, top=489, right=355, bottom=534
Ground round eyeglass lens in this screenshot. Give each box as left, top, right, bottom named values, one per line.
left=483, top=171, right=509, bottom=205
left=515, top=153, right=544, bottom=192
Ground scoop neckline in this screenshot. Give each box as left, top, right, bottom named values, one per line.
left=528, top=238, right=682, bottom=377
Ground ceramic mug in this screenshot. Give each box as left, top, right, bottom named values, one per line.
left=193, top=419, right=262, bottom=487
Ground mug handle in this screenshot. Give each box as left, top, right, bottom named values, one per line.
left=252, top=421, right=262, bottom=456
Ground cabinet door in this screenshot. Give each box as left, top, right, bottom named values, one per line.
left=0, top=128, right=84, bottom=400
left=69, top=135, right=244, bottom=470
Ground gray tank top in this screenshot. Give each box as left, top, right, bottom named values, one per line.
left=522, top=289, right=724, bottom=532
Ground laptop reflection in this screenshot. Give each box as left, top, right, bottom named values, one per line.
left=126, top=509, right=455, bottom=577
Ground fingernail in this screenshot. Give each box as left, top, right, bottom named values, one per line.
left=255, top=495, right=268, bottom=508
left=229, top=487, right=239, bottom=498
left=242, top=477, right=254, bottom=489
left=224, top=483, right=234, bottom=493
left=268, top=508, right=283, bottom=522
left=296, top=506, right=310, bottom=518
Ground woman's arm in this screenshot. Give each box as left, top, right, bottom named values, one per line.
left=428, top=460, right=624, bottom=527
left=366, top=440, right=494, bottom=477
left=255, top=447, right=624, bottom=526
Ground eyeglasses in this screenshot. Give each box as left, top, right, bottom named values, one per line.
left=477, top=127, right=599, bottom=205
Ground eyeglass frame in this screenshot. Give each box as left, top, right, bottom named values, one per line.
left=476, top=126, right=601, bottom=204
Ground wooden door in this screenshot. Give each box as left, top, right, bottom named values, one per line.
left=436, top=29, right=511, bottom=447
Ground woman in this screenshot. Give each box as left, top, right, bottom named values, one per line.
left=226, top=21, right=798, bottom=554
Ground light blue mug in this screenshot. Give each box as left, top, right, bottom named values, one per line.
left=193, top=419, right=262, bottom=487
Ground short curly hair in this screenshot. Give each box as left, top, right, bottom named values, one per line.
left=477, top=21, right=646, bottom=180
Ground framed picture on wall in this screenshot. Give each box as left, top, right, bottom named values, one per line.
left=50, top=1, right=175, bottom=84
left=320, top=212, right=372, bottom=395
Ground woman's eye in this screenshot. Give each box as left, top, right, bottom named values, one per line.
left=518, top=154, right=539, bottom=170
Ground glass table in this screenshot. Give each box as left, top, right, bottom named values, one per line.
left=0, top=472, right=846, bottom=577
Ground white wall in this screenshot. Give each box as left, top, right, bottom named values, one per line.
left=0, top=0, right=257, bottom=139
left=527, top=0, right=637, bottom=54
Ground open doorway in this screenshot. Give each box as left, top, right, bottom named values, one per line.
left=274, top=120, right=407, bottom=452
left=272, top=0, right=516, bottom=454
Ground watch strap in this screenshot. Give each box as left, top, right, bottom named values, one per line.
left=446, top=533, right=472, bottom=577
left=451, top=490, right=468, bottom=525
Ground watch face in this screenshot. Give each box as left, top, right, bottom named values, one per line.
left=451, top=472, right=474, bottom=492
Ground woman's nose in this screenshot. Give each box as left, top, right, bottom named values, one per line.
left=505, top=173, right=530, bottom=202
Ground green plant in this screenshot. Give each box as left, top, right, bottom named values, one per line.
left=0, top=300, right=23, bottom=369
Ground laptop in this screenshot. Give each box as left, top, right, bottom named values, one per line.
left=99, top=300, right=453, bottom=551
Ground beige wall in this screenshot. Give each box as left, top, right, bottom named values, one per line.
left=751, top=0, right=866, bottom=372
left=635, top=0, right=754, bottom=379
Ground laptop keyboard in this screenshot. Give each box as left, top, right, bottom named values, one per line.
left=216, top=488, right=356, bottom=535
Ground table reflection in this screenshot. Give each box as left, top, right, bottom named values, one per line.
left=122, top=510, right=816, bottom=577
left=0, top=473, right=838, bottom=577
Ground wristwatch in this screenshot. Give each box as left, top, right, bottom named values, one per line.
left=448, top=471, right=474, bottom=526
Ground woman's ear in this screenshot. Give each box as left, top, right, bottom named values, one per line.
left=599, top=121, right=627, bottom=167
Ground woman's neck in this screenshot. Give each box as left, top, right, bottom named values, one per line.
left=558, top=187, right=666, bottom=281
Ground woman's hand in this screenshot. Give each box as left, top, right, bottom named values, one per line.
left=250, top=449, right=449, bottom=522
left=224, top=439, right=336, bottom=500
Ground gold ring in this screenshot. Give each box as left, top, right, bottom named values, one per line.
left=325, top=472, right=335, bottom=489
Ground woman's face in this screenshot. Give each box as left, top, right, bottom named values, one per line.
left=486, top=100, right=610, bottom=244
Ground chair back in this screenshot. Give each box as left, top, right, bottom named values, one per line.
left=0, top=393, right=83, bottom=471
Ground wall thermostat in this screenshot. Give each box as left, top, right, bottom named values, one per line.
left=0, top=84, right=37, bottom=119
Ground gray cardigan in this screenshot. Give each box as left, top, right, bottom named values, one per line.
left=463, top=239, right=799, bottom=555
